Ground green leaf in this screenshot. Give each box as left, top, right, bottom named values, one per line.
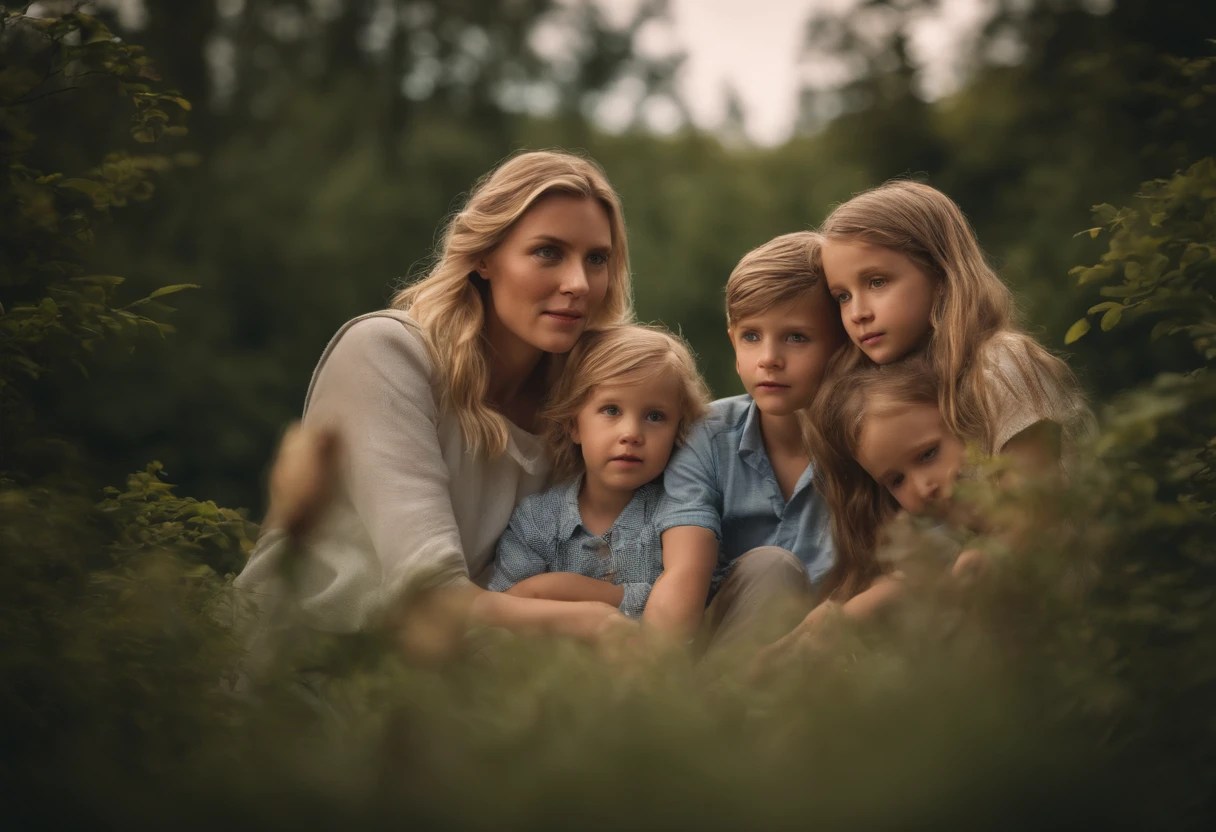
left=1101, top=305, right=1125, bottom=331
left=147, top=283, right=199, bottom=299
left=1064, top=318, right=1091, bottom=344
left=1088, top=301, right=1122, bottom=315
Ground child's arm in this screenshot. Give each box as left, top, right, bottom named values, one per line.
left=642, top=526, right=718, bottom=641
left=487, top=513, right=550, bottom=595
left=506, top=572, right=625, bottom=606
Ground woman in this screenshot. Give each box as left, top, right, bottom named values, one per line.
left=235, top=150, right=635, bottom=652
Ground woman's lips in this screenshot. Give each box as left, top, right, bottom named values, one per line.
left=542, top=310, right=584, bottom=326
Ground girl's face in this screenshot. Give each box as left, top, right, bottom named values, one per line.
left=479, top=194, right=613, bottom=357
left=570, top=369, right=683, bottom=495
left=855, top=402, right=964, bottom=515
left=822, top=239, right=937, bottom=365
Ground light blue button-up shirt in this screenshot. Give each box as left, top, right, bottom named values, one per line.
left=655, top=395, right=835, bottom=583
left=489, top=479, right=666, bottom=618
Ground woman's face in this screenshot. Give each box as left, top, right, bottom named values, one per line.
left=479, top=194, right=613, bottom=357
left=854, top=401, right=965, bottom=515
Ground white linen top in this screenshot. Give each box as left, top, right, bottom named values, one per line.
left=233, top=310, right=550, bottom=633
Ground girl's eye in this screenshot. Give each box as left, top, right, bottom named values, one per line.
left=870, top=277, right=887, bottom=289
left=834, top=291, right=850, bottom=304
left=600, top=405, right=620, bottom=416
left=587, top=251, right=609, bottom=267
left=646, top=411, right=666, bottom=423
left=787, top=333, right=809, bottom=343
left=535, top=246, right=560, bottom=260
left=918, top=445, right=939, bottom=463
left=890, top=474, right=905, bottom=489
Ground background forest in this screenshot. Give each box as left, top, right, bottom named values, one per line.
left=3, top=0, right=1216, bottom=828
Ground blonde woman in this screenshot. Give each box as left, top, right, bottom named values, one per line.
left=235, top=150, right=634, bottom=650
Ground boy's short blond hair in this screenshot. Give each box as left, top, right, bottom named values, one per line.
left=725, top=231, right=826, bottom=327
left=541, top=325, right=712, bottom=483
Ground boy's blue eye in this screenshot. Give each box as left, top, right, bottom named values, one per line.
left=741, top=332, right=760, bottom=343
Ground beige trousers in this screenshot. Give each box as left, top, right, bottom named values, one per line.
left=696, top=546, right=815, bottom=659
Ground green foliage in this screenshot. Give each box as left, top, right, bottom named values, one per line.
left=98, top=461, right=258, bottom=577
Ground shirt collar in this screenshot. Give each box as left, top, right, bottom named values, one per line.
left=556, top=477, right=585, bottom=539
left=737, top=397, right=769, bottom=470
left=557, top=477, right=658, bottom=540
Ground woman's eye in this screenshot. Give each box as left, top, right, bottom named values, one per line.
left=918, top=445, right=939, bottom=463
left=870, top=277, right=887, bottom=289
left=646, top=411, right=666, bottom=423
left=535, top=246, right=560, bottom=260
left=587, top=251, right=609, bottom=266
left=600, top=405, right=620, bottom=416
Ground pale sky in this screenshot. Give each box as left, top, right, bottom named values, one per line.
left=597, top=0, right=995, bottom=145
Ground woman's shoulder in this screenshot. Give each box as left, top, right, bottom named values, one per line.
left=304, top=310, right=438, bottom=414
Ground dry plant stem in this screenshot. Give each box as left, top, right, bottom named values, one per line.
left=263, top=422, right=341, bottom=540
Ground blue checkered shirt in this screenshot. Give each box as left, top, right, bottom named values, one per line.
left=489, top=478, right=666, bottom=618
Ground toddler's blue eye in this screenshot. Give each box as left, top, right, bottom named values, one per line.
left=646, top=411, right=666, bottom=422
left=788, top=333, right=809, bottom=343
left=919, top=445, right=939, bottom=463
left=601, top=405, right=620, bottom=416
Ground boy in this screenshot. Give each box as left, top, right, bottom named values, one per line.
left=644, top=232, right=846, bottom=652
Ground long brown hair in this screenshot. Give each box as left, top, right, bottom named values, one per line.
left=818, top=180, right=1080, bottom=454
left=392, top=150, right=634, bottom=456
left=805, top=355, right=940, bottom=600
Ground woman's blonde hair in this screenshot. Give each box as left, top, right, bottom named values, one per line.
left=804, top=355, right=941, bottom=601
left=541, top=325, right=711, bottom=483
left=392, top=150, right=634, bottom=456
left=818, top=179, right=1080, bottom=453
left=725, top=231, right=828, bottom=326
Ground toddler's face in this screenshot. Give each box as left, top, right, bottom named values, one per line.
left=571, top=370, right=683, bottom=493
left=729, top=290, right=844, bottom=416
left=822, top=239, right=937, bottom=364
left=855, top=402, right=964, bottom=515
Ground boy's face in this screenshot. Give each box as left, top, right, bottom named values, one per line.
left=571, top=369, right=683, bottom=495
left=728, top=290, right=845, bottom=416
left=855, top=402, right=964, bottom=515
